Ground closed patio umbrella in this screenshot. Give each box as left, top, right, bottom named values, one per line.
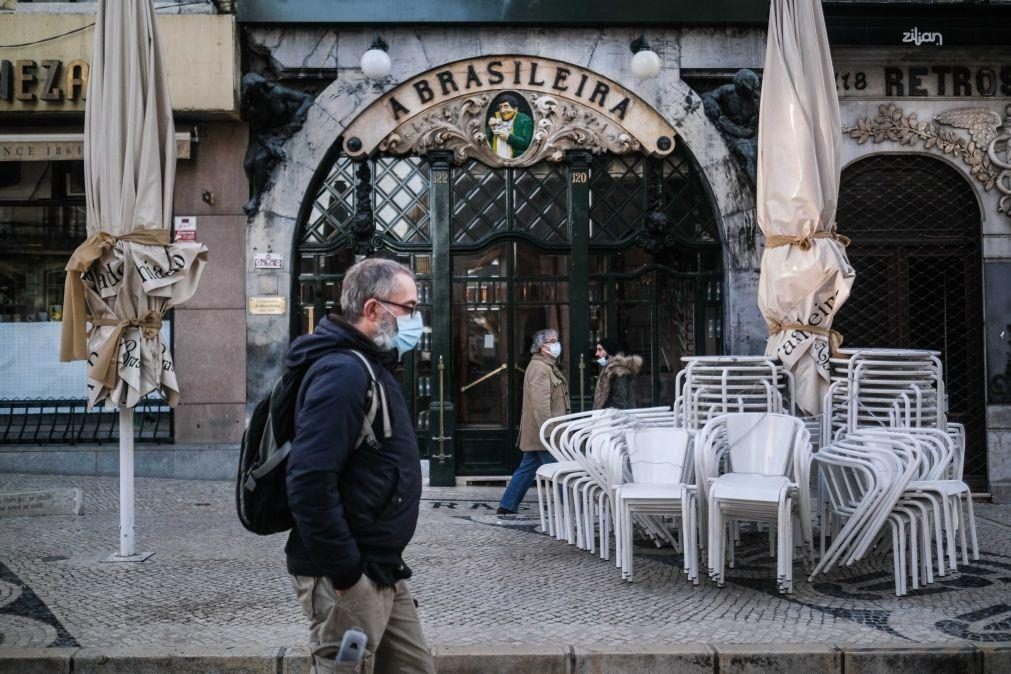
left=756, top=0, right=855, bottom=416
left=59, top=0, right=207, bottom=558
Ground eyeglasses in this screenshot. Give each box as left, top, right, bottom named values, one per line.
left=377, top=298, right=421, bottom=319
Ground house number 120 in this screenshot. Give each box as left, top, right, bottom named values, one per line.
left=571, top=171, right=588, bottom=184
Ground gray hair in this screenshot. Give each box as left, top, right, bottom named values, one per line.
left=340, top=258, right=414, bottom=322
left=530, top=329, right=558, bottom=354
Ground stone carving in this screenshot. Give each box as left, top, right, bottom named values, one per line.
left=241, top=73, right=314, bottom=216
left=634, top=210, right=677, bottom=253
left=702, top=69, right=761, bottom=185
left=378, top=91, right=647, bottom=167
left=348, top=162, right=376, bottom=256
left=843, top=103, right=1011, bottom=217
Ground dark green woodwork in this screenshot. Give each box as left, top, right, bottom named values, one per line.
left=566, top=150, right=592, bottom=413
left=238, top=0, right=770, bottom=25
left=426, top=151, right=456, bottom=487
left=295, top=146, right=723, bottom=477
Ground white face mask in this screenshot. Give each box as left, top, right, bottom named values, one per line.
left=546, top=342, right=562, bottom=359
left=596, top=356, right=608, bottom=367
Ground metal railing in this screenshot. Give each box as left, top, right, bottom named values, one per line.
left=0, top=397, right=172, bottom=445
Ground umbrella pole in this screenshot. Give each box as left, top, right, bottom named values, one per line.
left=119, top=405, right=135, bottom=557
left=104, top=405, right=150, bottom=562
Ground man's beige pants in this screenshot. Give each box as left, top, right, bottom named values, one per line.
left=291, top=574, right=435, bottom=674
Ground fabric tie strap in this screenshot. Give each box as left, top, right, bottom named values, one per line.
left=764, top=228, right=851, bottom=251
left=59, top=228, right=170, bottom=362
left=768, top=319, right=844, bottom=357
left=89, top=311, right=164, bottom=390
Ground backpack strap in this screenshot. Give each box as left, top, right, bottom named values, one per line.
left=347, top=349, right=392, bottom=450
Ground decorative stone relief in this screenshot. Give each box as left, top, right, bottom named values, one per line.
left=843, top=103, right=1011, bottom=217
left=341, top=56, right=678, bottom=161
left=378, top=90, right=649, bottom=167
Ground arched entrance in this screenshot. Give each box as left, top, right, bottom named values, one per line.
left=836, top=154, right=987, bottom=488
left=292, top=60, right=724, bottom=481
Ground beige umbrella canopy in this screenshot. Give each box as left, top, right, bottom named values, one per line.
left=756, top=0, right=855, bottom=416
left=60, top=0, right=207, bottom=410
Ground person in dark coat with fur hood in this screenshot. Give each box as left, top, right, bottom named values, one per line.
left=592, top=338, right=642, bottom=410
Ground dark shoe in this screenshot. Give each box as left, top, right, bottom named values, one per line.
left=496, top=507, right=516, bottom=515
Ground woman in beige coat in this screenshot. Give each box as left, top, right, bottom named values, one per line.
left=497, top=328, right=570, bottom=515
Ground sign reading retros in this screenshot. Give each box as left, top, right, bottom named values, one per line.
left=835, top=62, right=1011, bottom=99
left=342, top=56, right=677, bottom=167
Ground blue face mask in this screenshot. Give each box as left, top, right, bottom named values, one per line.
left=380, top=303, right=425, bottom=357
left=393, top=313, right=424, bottom=357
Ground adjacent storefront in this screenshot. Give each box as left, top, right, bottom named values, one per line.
left=0, top=8, right=241, bottom=446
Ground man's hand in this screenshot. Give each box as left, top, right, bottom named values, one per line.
left=495, top=127, right=510, bottom=140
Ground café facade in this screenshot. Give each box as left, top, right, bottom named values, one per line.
left=238, top=1, right=1011, bottom=493
left=2, top=2, right=1009, bottom=500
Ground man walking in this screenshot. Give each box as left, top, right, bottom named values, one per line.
left=285, top=258, right=434, bottom=673
left=497, top=328, right=570, bottom=515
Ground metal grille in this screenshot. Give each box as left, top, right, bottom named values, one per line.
left=589, top=155, right=647, bottom=243
left=0, top=396, right=172, bottom=445
left=304, top=156, right=356, bottom=247
left=512, top=163, right=568, bottom=242
left=452, top=161, right=507, bottom=243
left=659, top=152, right=719, bottom=243
left=588, top=150, right=720, bottom=246
left=835, top=154, right=986, bottom=488
left=373, top=156, right=431, bottom=245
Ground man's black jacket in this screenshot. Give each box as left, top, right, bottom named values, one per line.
left=284, top=316, right=422, bottom=589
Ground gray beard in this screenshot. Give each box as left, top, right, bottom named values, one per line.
left=373, top=314, right=397, bottom=351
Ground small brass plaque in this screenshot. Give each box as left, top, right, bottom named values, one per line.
left=248, top=296, right=287, bottom=315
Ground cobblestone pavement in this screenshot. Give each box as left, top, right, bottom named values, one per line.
left=2, top=472, right=1011, bottom=650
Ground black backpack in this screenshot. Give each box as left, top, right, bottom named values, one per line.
left=236, top=349, right=390, bottom=535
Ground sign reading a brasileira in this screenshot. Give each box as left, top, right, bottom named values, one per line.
left=341, top=56, right=678, bottom=168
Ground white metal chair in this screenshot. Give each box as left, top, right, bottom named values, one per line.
left=699, top=412, right=811, bottom=593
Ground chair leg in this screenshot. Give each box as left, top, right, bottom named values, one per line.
left=964, top=493, right=979, bottom=561
left=956, top=496, right=970, bottom=566
left=535, top=474, right=546, bottom=533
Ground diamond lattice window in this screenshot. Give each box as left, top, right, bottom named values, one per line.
left=304, top=156, right=356, bottom=248
left=373, top=156, right=431, bottom=245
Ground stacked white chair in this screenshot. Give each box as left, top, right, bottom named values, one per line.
left=822, top=348, right=944, bottom=447
left=612, top=426, right=695, bottom=582
left=811, top=430, right=928, bottom=596
left=533, top=408, right=673, bottom=551
left=676, top=356, right=795, bottom=430
left=697, top=413, right=812, bottom=593
left=817, top=347, right=978, bottom=591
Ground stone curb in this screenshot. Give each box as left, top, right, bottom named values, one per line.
left=0, top=642, right=1006, bottom=673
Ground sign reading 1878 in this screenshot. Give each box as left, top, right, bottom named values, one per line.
left=835, top=64, right=1011, bottom=98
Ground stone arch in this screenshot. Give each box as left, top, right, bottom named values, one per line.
left=245, top=35, right=759, bottom=402
left=836, top=151, right=987, bottom=485
left=841, top=148, right=986, bottom=224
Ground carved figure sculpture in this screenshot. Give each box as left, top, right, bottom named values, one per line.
left=241, top=73, right=314, bottom=216
left=702, top=69, right=761, bottom=184
left=485, top=94, right=534, bottom=159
